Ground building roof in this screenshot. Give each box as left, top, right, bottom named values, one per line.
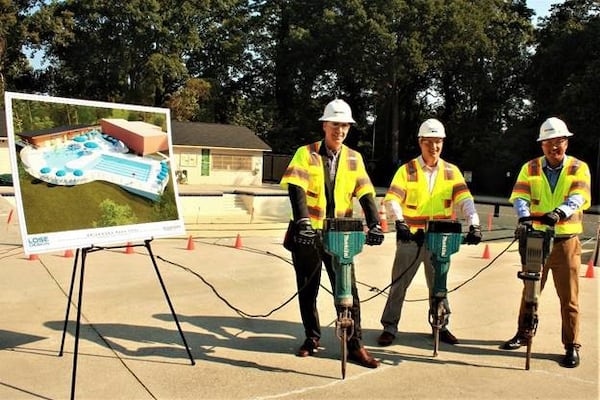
left=171, top=121, right=271, bottom=152
left=102, top=119, right=165, bottom=137
left=0, top=112, right=272, bottom=153
left=14, top=124, right=93, bottom=139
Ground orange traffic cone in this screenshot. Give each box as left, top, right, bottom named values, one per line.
left=584, top=259, right=595, bottom=278
left=63, top=249, right=74, bottom=258
left=234, top=234, right=243, bottom=249
left=487, top=212, right=493, bottom=231
left=28, top=253, right=39, bottom=261
left=186, top=235, right=195, bottom=250
left=125, top=242, right=134, bottom=254
left=482, top=244, right=491, bottom=259
left=378, top=202, right=388, bottom=233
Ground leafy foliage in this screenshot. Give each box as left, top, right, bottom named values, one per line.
left=2, top=0, right=598, bottom=200
left=94, top=198, right=138, bottom=227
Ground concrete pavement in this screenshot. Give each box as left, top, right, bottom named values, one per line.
left=0, top=194, right=598, bottom=399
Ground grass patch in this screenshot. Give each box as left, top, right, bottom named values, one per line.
left=19, top=169, right=179, bottom=234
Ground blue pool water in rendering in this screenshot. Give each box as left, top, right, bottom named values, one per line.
left=93, top=154, right=152, bottom=181
left=43, top=145, right=86, bottom=169
left=40, top=137, right=154, bottom=182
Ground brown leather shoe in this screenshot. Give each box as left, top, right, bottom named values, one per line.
left=377, top=331, right=395, bottom=346
left=348, top=347, right=379, bottom=368
left=296, top=338, right=320, bottom=357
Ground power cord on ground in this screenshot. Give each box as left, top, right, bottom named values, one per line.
left=155, top=236, right=518, bottom=318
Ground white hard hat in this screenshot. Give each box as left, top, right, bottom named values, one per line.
left=318, top=99, right=356, bottom=123
left=537, top=117, right=573, bottom=142
left=418, top=118, right=446, bottom=138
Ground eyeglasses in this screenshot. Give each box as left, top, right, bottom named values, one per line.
left=542, top=137, right=568, bottom=147
left=420, top=138, right=444, bottom=146
left=326, top=121, right=351, bottom=129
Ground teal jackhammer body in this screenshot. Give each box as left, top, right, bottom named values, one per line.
left=322, top=218, right=365, bottom=379
left=425, top=220, right=463, bottom=356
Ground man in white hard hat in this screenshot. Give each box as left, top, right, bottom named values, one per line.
left=280, top=99, right=384, bottom=368
left=377, top=118, right=482, bottom=347
left=501, top=117, right=591, bottom=368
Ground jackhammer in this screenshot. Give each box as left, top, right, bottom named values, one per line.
left=322, top=217, right=365, bottom=379
left=423, top=220, right=463, bottom=357
left=516, top=216, right=553, bottom=370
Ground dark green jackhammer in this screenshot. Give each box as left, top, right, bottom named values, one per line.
left=322, top=217, right=365, bottom=379
left=425, top=220, right=463, bottom=357
left=517, top=216, right=553, bottom=370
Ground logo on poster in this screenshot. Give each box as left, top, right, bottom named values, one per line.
left=28, top=236, right=50, bottom=247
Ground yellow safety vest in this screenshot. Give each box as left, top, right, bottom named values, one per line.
left=384, top=158, right=473, bottom=232
left=510, top=156, right=591, bottom=235
left=280, top=141, right=375, bottom=229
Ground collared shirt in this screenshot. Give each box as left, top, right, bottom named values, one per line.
left=325, top=147, right=340, bottom=182
left=418, top=155, right=439, bottom=193
left=543, top=157, right=564, bottom=192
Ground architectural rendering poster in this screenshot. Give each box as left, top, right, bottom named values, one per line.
left=4, top=92, right=186, bottom=255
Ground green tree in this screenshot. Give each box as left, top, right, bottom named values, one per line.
left=527, top=0, right=600, bottom=202
left=28, top=0, right=202, bottom=105
left=424, top=0, right=535, bottom=195
left=165, top=77, right=213, bottom=121
left=94, top=198, right=137, bottom=227
left=0, top=0, right=38, bottom=101
left=185, top=0, right=256, bottom=123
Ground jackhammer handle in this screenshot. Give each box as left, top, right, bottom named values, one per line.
left=525, top=338, right=532, bottom=370
left=410, top=230, right=470, bottom=245
left=516, top=215, right=555, bottom=239
left=518, top=215, right=545, bottom=223
left=409, top=229, right=425, bottom=246
left=518, top=215, right=559, bottom=229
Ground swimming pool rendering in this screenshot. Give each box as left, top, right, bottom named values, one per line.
left=19, top=128, right=170, bottom=202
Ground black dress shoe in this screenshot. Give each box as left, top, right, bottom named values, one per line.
left=296, top=338, right=320, bottom=357
left=560, top=345, right=580, bottom=368
left=439, top=329, right=459, bottom=345
left=348, top=347, right=380, bottom=368
left=500, top=334, right=525, bottom=350
left=377, top=331, right=395, bottom=346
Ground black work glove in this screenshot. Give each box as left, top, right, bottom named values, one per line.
left=366, top=224, right=385, bottom=246
left=540, top=208, right=566, bottom=227
left=294, top=218, right=317, bottom=247
left=412, top=229, right=425, bottom=247
left=395, top=220, right=412, bottom=242
left=514, top=219, right=532, bottom=240
left=465, top=224, right=482, bottom=245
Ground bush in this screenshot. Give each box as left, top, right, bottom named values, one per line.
left=0, top=174, right=13, bottom=186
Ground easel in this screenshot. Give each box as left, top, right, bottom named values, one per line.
left=58, top=239, right=195, bottom=400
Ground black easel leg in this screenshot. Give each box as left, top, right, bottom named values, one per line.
left=59, top=249, right=81, bottom=356
left=70, top=247, right=88, bottom=400
left=144, top=240, right=195, bottom=365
